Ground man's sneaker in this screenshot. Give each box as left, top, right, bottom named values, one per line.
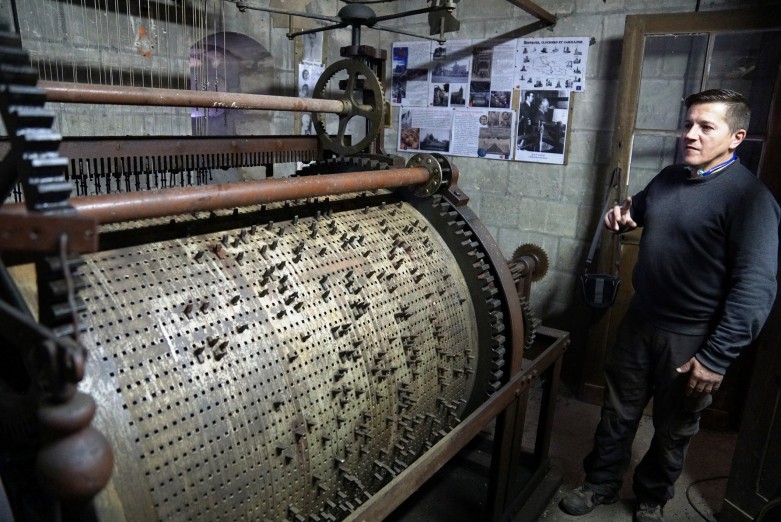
left=634, top=501, right=664, bottom=522
left=558, top=484, right=619, bottom=516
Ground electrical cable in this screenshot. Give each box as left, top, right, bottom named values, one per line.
left=685, top=475, right=728, bottom=522
left=757, top=496, right=781, bottom=521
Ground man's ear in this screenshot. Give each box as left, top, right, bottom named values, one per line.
left=730, top=129, right=746, bottom=150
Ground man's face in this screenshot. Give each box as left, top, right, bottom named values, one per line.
left=681, top=102, right=745, bottom=172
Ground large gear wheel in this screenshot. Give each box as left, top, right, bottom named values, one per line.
left=312, top=59, right=384, bottom=156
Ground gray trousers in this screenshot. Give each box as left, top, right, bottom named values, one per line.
left=583, top=307, right=713, bottom=504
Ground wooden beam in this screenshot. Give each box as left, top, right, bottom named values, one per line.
left=503, top=0, right=556, bottom=26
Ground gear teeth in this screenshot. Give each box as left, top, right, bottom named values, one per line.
left=519, top=297, right=539, bottom=351
left=1, top=28, right=85, bottom=343
left=4, top=84, right=47, bottom=105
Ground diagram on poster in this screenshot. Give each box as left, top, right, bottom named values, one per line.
left=514, top=37, right=589, bottom=92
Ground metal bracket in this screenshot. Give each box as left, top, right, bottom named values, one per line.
left=406, top=153, right=451, bottom=197
left=0, top=211, right=98, bottom=253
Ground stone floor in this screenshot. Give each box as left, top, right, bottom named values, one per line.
left=537, top=393, right=736, bottom=522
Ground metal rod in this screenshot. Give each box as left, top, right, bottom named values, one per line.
left=39, top=81, right=345, bottom=114
left=2, top=168, right=431, bottom=224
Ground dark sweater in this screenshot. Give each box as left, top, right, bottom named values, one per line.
left=630, top=160, right=780, bottom=374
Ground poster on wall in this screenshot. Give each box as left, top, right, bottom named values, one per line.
left=399, top=107, right=514, bottom=160
left=429, top=40, right=472, bottom=108
left=391, top=41, right=433, bottom=106
left=398, top=107, right=453, bottom=153
left=298, top=63, right=323, bottom=98
left=301, top=32, right=324, bottom=65
left=514, top=37, right=589, bottom=92
left=468, top=39, right=515, bottom=110
left=452, top=108, right=514, bottom=160
left=515, top=89, right=570, bottom=164
left=392, top=36, right=589, bottom=161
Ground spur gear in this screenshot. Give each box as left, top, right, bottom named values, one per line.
left=312, top=59, right=384, bottom=156
left=512, top=243, right=549, bottom=282
left=519, top=297, right=540, bottom=351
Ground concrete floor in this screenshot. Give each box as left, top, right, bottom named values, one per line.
left=539, top=393, right=737, bottom=522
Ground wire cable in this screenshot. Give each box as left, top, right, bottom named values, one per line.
left=685, top=475, right=728, bottom=522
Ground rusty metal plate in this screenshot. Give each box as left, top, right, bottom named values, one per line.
left=78, top=198, right=478, bottom=521
left=0, top=211, right=98, bottom=253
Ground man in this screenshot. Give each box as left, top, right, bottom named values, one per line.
left=560, top=89, right=780, bottom=522
left=533, top=96, right=550, bottom=126
left=518, top=91, right=535, bottom=138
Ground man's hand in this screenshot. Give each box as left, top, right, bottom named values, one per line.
left=604, top=196, right=637, bottom=232
left=676, top=357, right=724, bottom=396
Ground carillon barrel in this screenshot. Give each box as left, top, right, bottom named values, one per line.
left=77, top=191, right=509, bottom=521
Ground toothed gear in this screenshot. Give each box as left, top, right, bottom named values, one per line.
left=512, top=243, right=549, bottom=282
left=407, top=193, right=510, bottom=408
left=0, top=25, right=85, bottom=444
left=519, top=297, right=540, bottom=351
left=311, top=59, right=384, bottom=156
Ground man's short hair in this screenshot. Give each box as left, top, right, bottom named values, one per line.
left=685, top=89, right=751, bottom=132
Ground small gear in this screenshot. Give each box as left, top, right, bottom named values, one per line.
left=512, top=243, right=549, bottom=282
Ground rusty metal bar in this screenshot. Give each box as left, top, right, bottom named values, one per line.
left=344, top=329, right=568, bottom=522
left=2, top=167, right=431, bottom=224
left=0, top=212, right=97, bottom=253
left=0, top=135, right=321, bottom=160
left=40, top=81, right=346, bottom=114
